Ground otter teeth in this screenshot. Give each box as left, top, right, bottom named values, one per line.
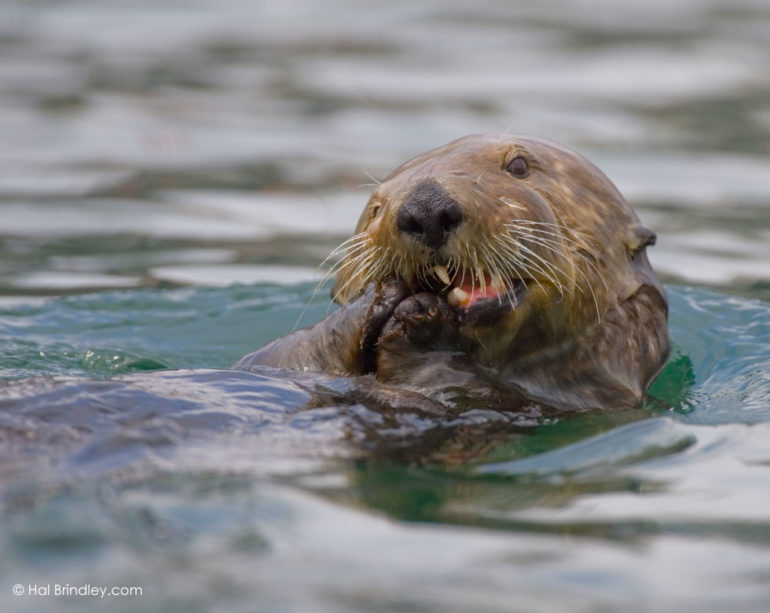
left=433, top=265, right=451, bottom=286
left=447, top=286, right=470, bottom=307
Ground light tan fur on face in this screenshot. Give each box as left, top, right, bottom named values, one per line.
left=329, top=134, right=656, bottom=359
left=240, top=134, right=669, bottom=411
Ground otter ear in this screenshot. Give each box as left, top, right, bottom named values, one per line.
left=636, top=225, right=657, bottom=247
left=628, top=224, right=656, bottom=256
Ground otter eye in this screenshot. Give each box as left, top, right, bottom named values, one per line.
left=506, top=156, right=529, bottom=178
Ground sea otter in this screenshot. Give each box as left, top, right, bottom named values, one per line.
left=235, top=135, right=669, bottom=412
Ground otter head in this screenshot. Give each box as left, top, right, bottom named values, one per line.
left=330, top=134, right=667, bottom=398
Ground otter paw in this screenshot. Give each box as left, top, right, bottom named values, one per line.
left=379, top=292, right=459, bottom=349
left=358, top=279, right=411, bottom=373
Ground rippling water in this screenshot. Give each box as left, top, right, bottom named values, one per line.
left=2, top=1, right=770, bottom=612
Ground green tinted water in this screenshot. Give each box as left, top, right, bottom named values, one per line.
left=2, top=0, right=770, bottom=611
left=2, top=282, right=770, bottom=612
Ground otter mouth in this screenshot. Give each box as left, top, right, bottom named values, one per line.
left=414, top=263, right=528, bottom=325
left=359, top=266, right=527, bottom=374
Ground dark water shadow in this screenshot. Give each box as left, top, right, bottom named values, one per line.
left=0, top=348, right=697, bottom=530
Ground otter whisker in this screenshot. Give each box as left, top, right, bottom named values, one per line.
left=506, top=220, right=593, bottom=250
left=496, top=237, right=563, bottom=294
left=509, top=218, right=588, bottom=235
left=416, top=261, right=433, bottom=289
left=329, top=248, right=378, bottom=282
left=388, top=250, right=401, bottom=276
left=470, top=246, right=481, bottom=296
left=474, top=264, right=487, bottom=296
left=503, top=220, right=573, bottom=250
left=499, top=196, right=527, bottom=212
left=576, top=263, right=602, bottom=322
left=508, top=222, right=602, bottom=275
left=510, top=230, right=604, bottom=320
left=301, top=236, right=385, bottom=325
left=485, top=226, right=566, bottom=293
left=513, top=230, right=603, bottom=320
left=506, top=220, right=609, bottom=299
left=514, top=252, right=560, bottom=295
left=297, top=268, right=345, bottom=330
left=319, top=245, right=364, bottom=276
left=517, top=227, right=609, bottom=301
left=510, top=230, right=584, bottom=278
left=321, top=231, right=372, bottom=259
left=319, top=245, right=376, bottom=287
left=446, top=256, right=455, bottom=285
left=494, top=241, right=549, bottom=297
left=508, top=222, right=594, bottom=257
left=494, top=255, right=530, bottom=309
left=501, top=241, right=564, bottom=297
left=506, top=231, right=572, bottom=290
left=361, top=170, right=381, bottom=186
left=480, top=244, right=521, bottom=309
left=316, top=236, right=375, bottom=291
left=511, top=233, right=575, bottom=294
left=331, top=247, right=385, bottom=303
left=513, top=241, right=566, bottom=294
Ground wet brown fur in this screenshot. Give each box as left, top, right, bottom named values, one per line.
left=237, top=134, right=669, bottom=411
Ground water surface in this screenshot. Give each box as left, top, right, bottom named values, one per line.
left=1, top=1, right=770, bottom=611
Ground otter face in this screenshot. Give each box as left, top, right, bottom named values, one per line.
left=330, top=134, right=663, bottom=365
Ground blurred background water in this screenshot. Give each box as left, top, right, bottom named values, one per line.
left=1, top=1, right=770, bottom=611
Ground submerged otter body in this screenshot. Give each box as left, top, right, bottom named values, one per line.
left=235, top=135, right=669, bottom=412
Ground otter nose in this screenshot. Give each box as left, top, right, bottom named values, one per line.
left=396, top=181, right=463, bottom=250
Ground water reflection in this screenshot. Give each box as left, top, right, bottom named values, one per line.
left=1, top=0, right=768, bottom=296
left=2, top=1, right=770, bottom=611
